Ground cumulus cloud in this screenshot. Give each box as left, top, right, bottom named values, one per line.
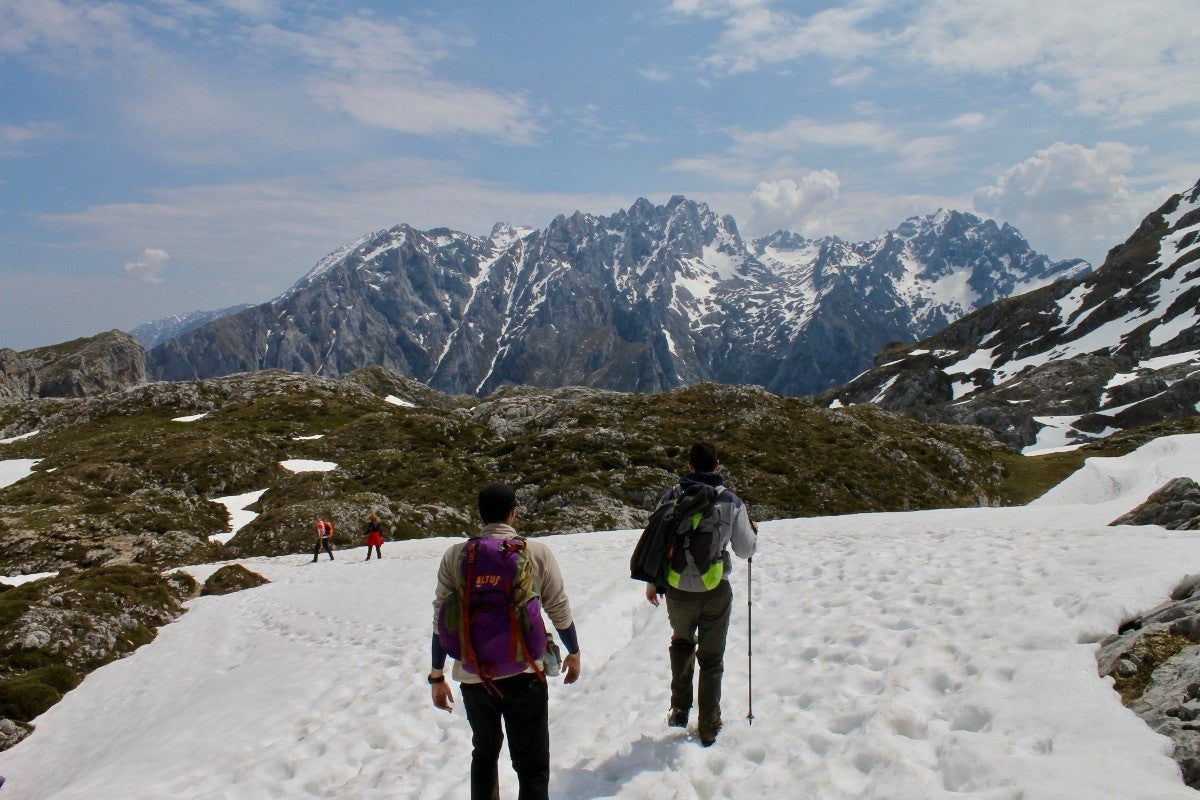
left=749, top=171, right=841, bottom=234
left=973, top=142, right=1142, bottom=263
left=123, top=248, right=169, bottom=284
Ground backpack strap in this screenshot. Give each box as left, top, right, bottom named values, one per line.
left=502, top=538, right=546, bottom=685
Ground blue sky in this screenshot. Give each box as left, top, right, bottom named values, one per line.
left=1, top=0, right=1198, bottom=350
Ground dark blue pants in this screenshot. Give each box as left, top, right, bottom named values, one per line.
left=460, top=673, right=549, bottom=800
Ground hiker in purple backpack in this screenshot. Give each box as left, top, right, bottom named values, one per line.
left=429, top=483, right=581, bottom=800
left=645, top=441, right=757, bottom=746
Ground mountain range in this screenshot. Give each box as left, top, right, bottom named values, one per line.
left=144, top=198, right=1089, bottom=396
left=821, top=177, right=1200, bottom=451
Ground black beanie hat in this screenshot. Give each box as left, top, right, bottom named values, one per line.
left=478, top=483, right=518, bottom=524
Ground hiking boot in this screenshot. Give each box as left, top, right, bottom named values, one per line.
left=698, top=714, right=722, bottom=747
left=667, top=708, right=689, bottom=728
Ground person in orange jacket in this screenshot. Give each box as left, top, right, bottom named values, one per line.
left=312, top=518, right=335, bottom=562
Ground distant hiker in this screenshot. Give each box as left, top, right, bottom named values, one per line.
left=312, top=518, right=335, bottom=562
left=364, top=513, right=384, bottom=560
left=644, top=441, right=756, bottom=746
left=430, top=482, right=581, bottom=800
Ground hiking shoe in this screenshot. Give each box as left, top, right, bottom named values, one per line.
left=667, top=708, right=689, bottom=728
left=698, top=714, right=722, bottom=747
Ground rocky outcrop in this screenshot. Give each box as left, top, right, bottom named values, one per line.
left=0, top=565, right=196, bottom=751
left=0, top=349, right=39, bottom=401
left=200, top=564, right=270, bottom=596
left=0, top=330, right=146, bottom=401
left=1098, top=575, right=1200, bottom=788
left=1111, top=477, right=1200, bottom=530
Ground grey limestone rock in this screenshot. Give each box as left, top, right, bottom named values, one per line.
left=1111, top=477, right=1200, bottom=530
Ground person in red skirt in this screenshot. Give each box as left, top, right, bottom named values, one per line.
left=364, top=513, right=384, bottom=560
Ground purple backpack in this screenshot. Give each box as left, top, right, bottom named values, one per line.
left=437, top=537, right=548, bottom=681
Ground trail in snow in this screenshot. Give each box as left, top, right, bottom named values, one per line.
left=0, top=437, right=1199, bottom=798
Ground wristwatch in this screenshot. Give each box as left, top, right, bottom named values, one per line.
left=427, top=673, right=445, bottom=685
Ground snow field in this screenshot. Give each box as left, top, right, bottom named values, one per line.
left=0, top=436, right=1199, bottom=797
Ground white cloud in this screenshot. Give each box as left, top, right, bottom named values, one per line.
left=732, top=116, right=900, bottom=155
left=254, top=14, right=539, bottom=144
left=0, top=122, right=57, bottom=151
left=672, top=1, right=884, bottom=73
left=667, top=154, right=762, bottom=186
left=749, top=171, right=841, bottom=234
left=672, top=0, right=1200, bottom=121
left=831, top=66, right=872, bottom=87
left=902, top=0, right=1200, bottom=121
left=123, top=247, right=169, bottom=284
left=307, top=78, right=539, bottom=143
left=0, top=0, right=156, bottom=65
left=973, top=142, right=1143, bottom=263
left=638, top=67, right=670, bottom=82
left=948, top=113, right=988, bottom=130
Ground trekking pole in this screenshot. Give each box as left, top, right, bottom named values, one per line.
left=747, top=555, right=754, bottom=726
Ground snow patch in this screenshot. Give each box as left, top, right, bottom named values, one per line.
left=172, top=413, right=209, bottom=423
left=385, top=395, right=416, bottom=408
left=1023, top=415, right=1085, bottom=454
left=209, top=489, right=269, bottom=544
left=279, top=459, right=337, bottom=473
left=0, top=571, right=58, bottom=587
left=0, top=430, right=39, bottom=444
left=0, top=458, right=40, bottom=489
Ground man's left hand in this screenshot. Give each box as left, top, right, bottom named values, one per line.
left=562, top=652, right=581, bottom=685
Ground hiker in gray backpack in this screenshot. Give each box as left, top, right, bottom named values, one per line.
left=429, top=483, right=581, bottom=800
left=644, top=441, right=756, bottom=746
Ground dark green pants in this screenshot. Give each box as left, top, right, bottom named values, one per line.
left=666, top=580, right=732, bottom=723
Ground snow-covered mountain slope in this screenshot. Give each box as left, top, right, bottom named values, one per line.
left=1, top=435, right=1200, bottom=799
left=145, top=198, right=1086, bottom=397
left=823, top=177, right=1200, bottom=452
left=129, top=304, right=254, bottom=350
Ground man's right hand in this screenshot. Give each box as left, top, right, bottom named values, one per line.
left=432, top=680, right=454, bottom=712
left=645, top=583, right=660, bottom=607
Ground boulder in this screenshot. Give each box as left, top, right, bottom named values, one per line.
left=1111, top=477, right=1200, bottom=530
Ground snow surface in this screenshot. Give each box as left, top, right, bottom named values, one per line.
left=209, top=489, right=269, bottom=545
left=279, top=459, right=337, bottom=473
left=2, top=437, right=1200, bottom=798
left=384, top=395, right=416, bottom=408
left=0, top=459, right=39, bottom=489
left=0, top=430, right=39, bottom=445
left=0, top=571, right=57, bottom=587
left=172, top=413, right=210, bottom=423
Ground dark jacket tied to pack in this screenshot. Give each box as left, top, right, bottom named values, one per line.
left=632, top=472, right=754, bottom=592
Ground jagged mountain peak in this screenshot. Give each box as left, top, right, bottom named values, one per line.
left=145, top=194, right=1092, bottom=397
left=821, top=175, right=1200, bottom=452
